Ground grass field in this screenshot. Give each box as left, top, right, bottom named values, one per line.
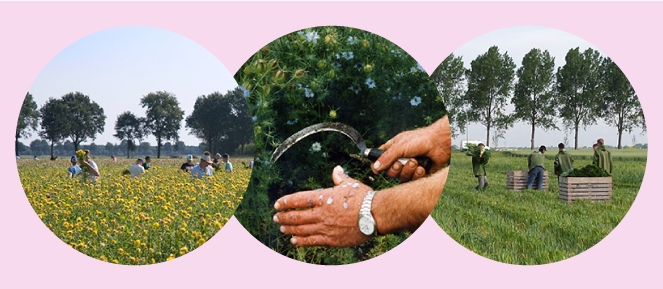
left=502, top=148, right=647, bottom=161
left=431, top=150, right=646, bottom=265
left=18, top=157, right=251, bottom=265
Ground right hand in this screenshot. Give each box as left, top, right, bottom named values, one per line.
left=371, top=116, right=451, bottom=182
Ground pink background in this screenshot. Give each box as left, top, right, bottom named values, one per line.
left=0, top=2, right=659, bottom=288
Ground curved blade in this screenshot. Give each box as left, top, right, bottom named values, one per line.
left=271, top=123, right=367, bottom=163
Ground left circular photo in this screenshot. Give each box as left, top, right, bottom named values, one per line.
left=15, top=26, right=254, bottom=265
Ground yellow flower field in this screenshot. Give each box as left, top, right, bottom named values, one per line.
left=18, top=157, right=251, bottom=265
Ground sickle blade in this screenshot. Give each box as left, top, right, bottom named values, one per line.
left=270, top=123, right=367, bottom=163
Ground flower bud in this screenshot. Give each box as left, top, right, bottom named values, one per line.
left=317, top=60, right=327, bottom=69
left=254, top=60, right=266, bottom=74
left=255, top=126, right=262, bottom=134
left=364, top=64, right=374, bottom=73
left=243, top=66, right=252, bottom=75
left=261, top=46, right=270, bottom=55
left=329, top=110, right=337, bottom=119
left=325, top=35, right=334, bottom=43
left=262, top=85, right=271, bottom=95
left=294, top=69, right=306, bottom=78
left=362, top=40, right=370, bottom=47
left=267, top=59, right=278, bottom=69
left=274, top=69, right=286, bottom=83
left=327, top=69, right=336, bottom=79
left=310, top=80, right=319, bottom=90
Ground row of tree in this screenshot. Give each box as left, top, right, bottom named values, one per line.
left=16, top=88, right=253, bottom=158
left=19, top=139, right=204, bottom=157
left=431, top=46, right=645, bottom=149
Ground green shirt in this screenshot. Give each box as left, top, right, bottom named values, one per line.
left=593, top=145, right=613, bottom=174
left=528, top=151, right=545, bottom=172
left=468, top=150, right=487, bottom=176
left=554, top=150, right=574, bottom=175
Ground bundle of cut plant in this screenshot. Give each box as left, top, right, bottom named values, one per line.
left=560, top=164, right=611, bottom=177
left=466, top=143, right=491, bottom=164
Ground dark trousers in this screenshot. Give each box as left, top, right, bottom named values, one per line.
left=527, top=166, right=545, bottom=190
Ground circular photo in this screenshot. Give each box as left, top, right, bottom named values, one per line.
left=233, top=26, right=451, bottom=265
left=15, top=26, right=253, bottom=265
left=429, top=26, right=647, bottom=265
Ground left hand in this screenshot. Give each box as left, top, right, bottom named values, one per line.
left=273, top=166, right=373, bottom=247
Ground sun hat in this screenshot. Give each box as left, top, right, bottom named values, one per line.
left=187, top=154, right=193, bottom=161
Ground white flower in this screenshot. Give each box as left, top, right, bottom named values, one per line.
left=244, top=90, right=250, bottom=98
left=322, top=152, right=328, bottom=158
left=306, top=31, right=320, bottom=43
left=410, top=67, right=417, bottom=73
left=347, top=36, right=359, bottom=44
left=365, top=78, right=376, bottom=89
left=311, top=142, right=321, bottom=152
left=252, top=116, right=257, bottom=121
left=417, top=63, right=426, bottom=73
left=304, top=88, right=314, bottom=98
left=410, top=96, right=422, bottom=106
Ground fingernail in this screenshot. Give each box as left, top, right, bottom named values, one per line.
left=273, top=215, right=279, bottom=223
left=393, top=162, right=402, bottom=171
left=274, top=202, right=280, bottom=210
left=280, top=226, right=285, bottom=233
left=416, top=167, right=425, bottom=176
left=408, top=161, right=417, bottom=169
left=290, top=237, right=296, bottom=244
left=373, top=161, right=381, bottom=170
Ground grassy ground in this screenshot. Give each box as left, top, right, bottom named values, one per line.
left=502, top=148, right=647, bottom=161
left=431, top=151, right=645, bottom=265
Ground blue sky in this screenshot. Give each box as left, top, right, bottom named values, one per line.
left=451, top=26, right=647, bottom=149
left=26, top=26, right=238, bottom=146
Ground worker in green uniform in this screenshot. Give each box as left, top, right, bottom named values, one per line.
left=468, top=143, right=489, bottom=190
left=554, top=143, right=574, bottom=176
left=593, top=138, right=613, bottom=175
left=527, top=145, right=547, bottom=190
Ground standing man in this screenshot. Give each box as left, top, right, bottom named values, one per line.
left=527, top=145, right=547, bottom=190
left=180, top=154, right=195, bottom=172
left=67, top=155, right=82, bottom=179
left=554, top=143, right=574, bottom=176
left=468, top=143, right=489, bottom=190
left=222, top=153, right=233, bottom=173
left=129, top=158, right=146, bottom=178
left=190, top=151, right=214, bottom=179
left=593, top=138, right=613, bottom=175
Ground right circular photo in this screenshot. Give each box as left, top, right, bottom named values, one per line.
left=430, top=26, right=647, bottom=265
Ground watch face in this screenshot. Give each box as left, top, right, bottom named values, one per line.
left=358, top=216, right=374, bottom=235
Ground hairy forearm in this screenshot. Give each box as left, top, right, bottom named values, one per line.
left=371, top=166, right=448, bottom=234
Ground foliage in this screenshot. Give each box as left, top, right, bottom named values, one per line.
left=432, top=151, right=643, bottom=265
left=556, top=48, right=603, bottom=149
left=512, top=48, right=557, bottom=150
left=16, top=92, right=40, bottom=155
left=599, top=57, right=643, bottom=149
left=466, top=143, right=491, bottom=164
left=114, top=111, right=145, bottom=159
left=464, top=46, right=516, bottom=147
left=431, top=53, right=467, bottom=137
left=233, top=26, right=447, bottom=264
left=59, top=92, right=106, bottom=151
left=18, top=158, right=250, bottom=265
left=561, top=164, right=611, bottom=177
left=39, top=97, right=70, bottom=156
left=140, top=91, right=184, bottom=159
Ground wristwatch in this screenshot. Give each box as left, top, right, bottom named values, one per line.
left=358, top=191, right=378, bottom=236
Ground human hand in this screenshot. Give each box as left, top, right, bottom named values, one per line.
left=371, top=116, right=451, bottom=182
left=273, top=166, right=373, bottom=247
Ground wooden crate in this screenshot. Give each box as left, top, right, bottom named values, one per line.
left=506, top=170, right=549, bottom=191
left=559, top=177, right=612, bottom=203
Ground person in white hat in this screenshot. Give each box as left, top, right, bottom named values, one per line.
left=190, top=151, right=214, bottom=179
left=180, top=154, right=195, bottom=172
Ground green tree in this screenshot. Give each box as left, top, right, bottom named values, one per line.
left=39, top=97, right=69, bottom=156
left=600, top=57, right=643, bottom=149
left=226, top=87, right=254, bottom=156
left=60, top=92, right=106, bottom=151
left=16, top=92, right=40, bottom=156
left=186, top=91, right=232, bottom=154
left=431, top=53, right=467, bottom=137
left=114, top=111, right=145, bottom=158
left=140, top=91, right=184, bottom=158
left=512, top=48, right=557, bottom=150
left=464, top=46, right=516, bottom=146
left=556, top=47, right=602, bottom=149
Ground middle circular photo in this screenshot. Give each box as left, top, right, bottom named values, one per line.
left=234, top=26, right=450, bottom=264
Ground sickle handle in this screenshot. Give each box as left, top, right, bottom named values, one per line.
left=366, top=149, right=433, bottom=173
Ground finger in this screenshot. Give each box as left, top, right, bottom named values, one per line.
left=411, top=166, right=426, bottom=181
left=332, top=165, right=359, bottom=186
left=279, top=223, right=324, bottom=236
left=398, top=158, right=418, bottom=182
left=372, top=143, right=405, bottom=174
left=274, top=189, right=329, bottom=211
left=273, top=210, right=320, bottom=225
left=385, top=161, right=403, bottom=179
left=377, top=138, right=395, bottom=151
left=291, top=235, right=330, bottom=247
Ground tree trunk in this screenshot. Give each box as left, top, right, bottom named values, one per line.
left=50, top=141, right=54, bottom=157
left=241, top=144, right=245, bottom=156
left=15, top=137, right=19, bottom=156
left=157, top=137, right=162, bottom=159
left=485, top=119, right=491, bottom=147
left=618, top=129, right=623, bottom=149
left=574, top=123, right=579, bottom=150
left=127, top=140, right=130, bottom=159
left=530, top=123, right=536, bottom=150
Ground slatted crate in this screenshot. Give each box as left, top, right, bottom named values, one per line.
left=506, top=170, right=549, bottom=191
left=559, top=177, right=612, bottom=203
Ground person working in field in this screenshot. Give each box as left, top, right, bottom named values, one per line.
left=593, top=138, right=613, bottom=175
left=468, top=143, right=489, bottom=190
left=142, top=156, right=152, bottom=170
left=129, top=158, right=146, bottom=178
left=190, top=151, right=214, bottom=179
left=67, top=155, right=82, bottom=179
left=180, top=154, right=195, bottom=172
left=79, top=150, right=101, bottom=182
left=527, top=146, right=547, bottom=190
left=272, top=116, right=450, bottom=247
left=554, top=143, right=574, bottom=176
left=222, top=153, right=233, bottom=173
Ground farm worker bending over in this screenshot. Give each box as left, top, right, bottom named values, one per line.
left=554, top=143, right=574, bottom=176
left=593, top=138, right=613, bottom=175
left=190, top=151, right=214, bottom=179
left=469, top=143, right=489, bottom=190
left=67, top=156, right=82, bottom=179
left=272, top=116, right=450, bottom=247
left=527, top=146, right=547, bottom=190
left=129, top=158, right=146, bottom=178
left=222, top=153, right=233, bottom=173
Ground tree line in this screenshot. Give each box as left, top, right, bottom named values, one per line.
left=16, top=88, right=253, bottom=158
left=431, top=46, right=645, bottom=150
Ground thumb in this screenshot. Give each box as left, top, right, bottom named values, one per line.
left=332, top=165, right=356, bottom=186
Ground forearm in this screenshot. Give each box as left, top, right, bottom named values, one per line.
left=371, top=166, right=448, bottom=234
